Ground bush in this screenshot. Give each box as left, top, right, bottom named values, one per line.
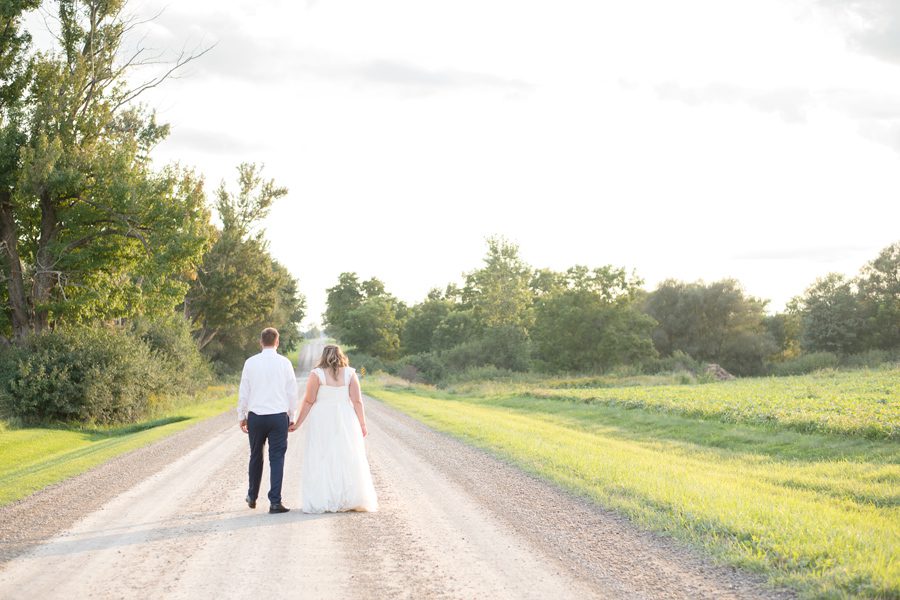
left=840, top=349, right=900, bottom=369
left=0, top=319, right=214, bottom=425
left=769, top=352, right=840, bottom=376
left=396, top=352, right=446, bottom=383
left=344, top=349, right=395, bottom=377
left=442, top=326, right=532, bottom=373
left=640, top=350, right=705, bottom=374
left=0, top=327, right=170, bottom=424
left=130, top=314, right=212, bottom=392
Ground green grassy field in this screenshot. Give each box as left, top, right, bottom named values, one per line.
left=0, top=387, right=236, bottom=507
left=365, top=368, right=900, bottom=599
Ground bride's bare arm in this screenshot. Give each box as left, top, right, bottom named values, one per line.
left=349, top=373, right=368, bottom=437
left=291, top=373, right=319, bottom=431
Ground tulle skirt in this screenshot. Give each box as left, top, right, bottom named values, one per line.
left=299, top=396, right=378, bottom=513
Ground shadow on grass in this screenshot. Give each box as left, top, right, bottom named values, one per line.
left=84, top=416, right=192, bottom=440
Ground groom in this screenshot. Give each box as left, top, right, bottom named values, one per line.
left=237, top=327, right=299, bottom=514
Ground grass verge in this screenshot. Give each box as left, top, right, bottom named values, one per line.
left=365, top=376, right=899, bottom=599
left=0, top=386, right=236, bottom=507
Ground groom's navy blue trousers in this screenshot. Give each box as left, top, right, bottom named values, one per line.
left=247, top=411, right=289, bottom=505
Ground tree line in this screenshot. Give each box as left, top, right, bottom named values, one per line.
left=0, top=2, right=304, bottom=423
left=324, top=237, right=899, bottom=381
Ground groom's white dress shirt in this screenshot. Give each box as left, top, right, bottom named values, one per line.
left=237, top=347, right=299, bottom=421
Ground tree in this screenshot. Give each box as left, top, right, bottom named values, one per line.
left=340, top=295, right=406, bottom=359
left=0, top=0, right=41, bottom=336
left=857, top=242, right=900, bottom=351
left=1, top=0, right=211, bottom=337
left=645, top=279, right=775, bottom=375
left=794, top=273, right=863, bottom=355
left=462, top=236, right=534, bottom=330
left=532, top=266, right=656, bottom=372
left=401, top=289, right=452, bottom=355
left=185, top=163, right=305, bottom=369
left=323, top=273, right=365, bottom=338
left=323, top=272, right=406, bottom=359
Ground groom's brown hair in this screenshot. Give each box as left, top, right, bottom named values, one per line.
left=261, top=327, right=279, bottom=347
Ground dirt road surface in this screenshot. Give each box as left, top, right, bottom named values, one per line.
left=0, top=341, right=787, bottom=599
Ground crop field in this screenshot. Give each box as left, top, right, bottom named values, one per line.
left=460, top=368, right=899, bottom=439
left=365, top=368, right=900, bottom=598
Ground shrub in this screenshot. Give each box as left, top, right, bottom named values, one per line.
left=0, top=327, right=169, bottom=424
left=640, top=350, right=704, bottom=374
left=396, top=352, right=445, bottom=383
left=769, top=352, right=840, bottom=376
left=840, top=349, right=900, bottom=369
left=344, top=349, right=395, bottom=377
left=0, top=320, right=213, bottom=425
left=130, top=314, right=212, bottom=392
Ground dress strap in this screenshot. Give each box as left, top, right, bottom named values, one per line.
left=344, top=367, right=356, bottom=385
left=312, top=368, right=326, bottom=385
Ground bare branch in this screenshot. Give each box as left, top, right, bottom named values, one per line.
left=114, top=42, right=216, bottom=110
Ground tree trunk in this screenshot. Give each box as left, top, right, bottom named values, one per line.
left=32, top=190, right=57, bottom=333
left=197, top=328, right=218, bottom=350
left=0, top=190, right=30, bottom=337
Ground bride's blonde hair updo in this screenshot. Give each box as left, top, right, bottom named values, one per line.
left=316, top=344, right=349, bottom=378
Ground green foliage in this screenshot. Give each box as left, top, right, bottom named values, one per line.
left=0, top=326, right=205, bottom=424
left=532, top=266, right=656, bottom=372
left=129, top=313, right=212, bottom=390
left=323, top=272, right=406, bottom=359
left=395, top=352, right=446, bottom=382
left=790, top=242, right=899, bottom=358
left=856, top=241, right=899, bottom=351
left=401, top=290, right=452, bottom=355
left=0, top=3, right=211, bottom=335
left=431, top=308, right=478, bottom=350
left=445, top=325, right=532, bottom=372
left=639, top=349, right=705, bottom=374
left=768, top=351, right=839, bottom=376
left=185, top=164, right=305, bottom=372
left=323, top=272, right=365, bottom=336
left=462, top=236, right=534, bottom=330
left=795, top=273, right=864, bottom=355
left=644, top=278, right=775, bottom=375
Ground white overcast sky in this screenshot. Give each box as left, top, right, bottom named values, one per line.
left=30, top=1, right=900, bottom=325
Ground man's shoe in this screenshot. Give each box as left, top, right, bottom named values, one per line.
left=269, top=503, right=290, bottom=514
left=246, top=495, right=256, bottom=509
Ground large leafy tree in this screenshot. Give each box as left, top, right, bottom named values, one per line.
left=1, top=0, right=211, bottom=337
left=323, top=272, right=406, bottom=359
left=462, top=236, right=534, bottom=330
left=857, top=242, right=899, bottom=351
left=793, top=273, right=863, bottom=355
left=185, top=163, right=305, bottom=369
left=644, top=279, right=775, bottom=375
left=532, top=266, right=656, bottom=372
left=401, top=289, right=452, bottom=355
left=0, top=0, right=41, bottom=336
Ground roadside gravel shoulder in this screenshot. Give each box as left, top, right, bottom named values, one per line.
left=0, top=410, right=236, bottom=566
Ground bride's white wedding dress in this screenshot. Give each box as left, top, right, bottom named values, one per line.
left=299, top=366, right=378, bottom=513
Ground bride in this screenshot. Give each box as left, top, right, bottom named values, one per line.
left=290, top=344, right=378, bottom=513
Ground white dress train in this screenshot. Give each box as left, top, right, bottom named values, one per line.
left=299, top=366, right=378, bottom=513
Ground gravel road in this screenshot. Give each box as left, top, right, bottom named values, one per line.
left=0, top=341, right=791, bottom=599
